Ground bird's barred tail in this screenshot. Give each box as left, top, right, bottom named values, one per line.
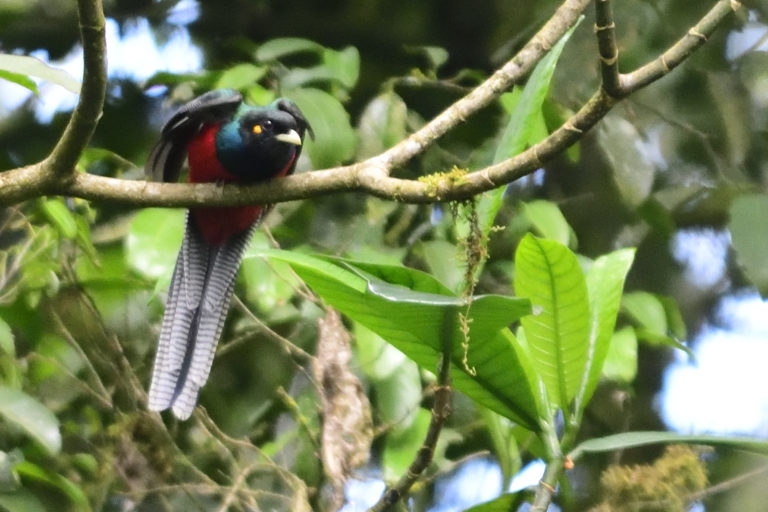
left=148, top=212, right=254, bottom=419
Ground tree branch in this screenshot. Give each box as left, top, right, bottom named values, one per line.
left=45, top=0, right=106, bottom=179
left=0, top=1, right=738, bottom=210
left=368, top=350, right=452, bottom=512
left=1, top=0, right=592, bottom=206
left=0, top=0, right=105, bottom=204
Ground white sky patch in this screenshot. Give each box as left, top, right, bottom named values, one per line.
left=725, top=14, right=768, bottom=61
left=509, top=459, right=546, bottom=493
left=341, top=478, right=385, bottom=512
left=634, top=125, right=668, bottom=171
left=0, top=16, right=202, bottom=123
left=166, top=0, right=200, bottom=26
left=428, top=458, right=502, bottom=512
left=671, top=228, right=730, bottom=289
left=662, top=293, right=768, bottom=436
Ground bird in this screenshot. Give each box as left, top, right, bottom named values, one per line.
left=144, top=89, right=312, bottom=420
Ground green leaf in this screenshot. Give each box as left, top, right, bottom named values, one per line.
left=0, top=387, right=61, bottom=456
left=263, top=250, right=541, bottom=430
left=355, top=322, right=408, bottom=380
left=729, top=194, right=768, bottom=296
left=601, top=326, right=638, bottom=383
left=575, top=248, right=635, bottom=411
left=376, top=356, right=422, bottom=428
left=406, top=45, right=449, bottom=72
left=356, top=91, right=408, bottom=159
left=621, top=291, right=690, bottom=355
left=598, top=114, right=655, bottom=208
left=0, top=316, right=14, bottom=357
left=214, top=63, right=268, bottom=91
left=521, top=200, right=576, bottom=248
left=622, top=291, right=666, bottom=335
left=0, top=54, right=80, bottom=93
left=322, top=46, right=360, bottom=89
left=569, top=431, right=768, bottom=461
left=0, top=69, right=38, bottom=94
left=418, top=240, right=464, bottom=294
left=240, top=232, right=300, bottom=315
left=38, top=199, right=77, bottom=239
left=493, top=18, right=581, bottom=164
left=482, top=408, right=522, bottom=488
left=472, top=16, right=581, bottom=244
left=0, top=489, right=47, bottom=512
left=383, top=408, right=430, bottom=480
left=514, top=234, right=590, bottom=409
left=256, top=37, right=323, bottom=61
left=125, top=208, right=185, bottom=280
left=283, top=87, right=357, bottom=168
left=14, top=461, right=89, bottom=509
left=465, top=493, right=523, bottom=512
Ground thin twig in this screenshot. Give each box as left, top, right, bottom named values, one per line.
left=367, top=359, right=452, bottom=512
left=50, top=310, right=113, bottom=408
left=230, top=295, right=315, bottom=363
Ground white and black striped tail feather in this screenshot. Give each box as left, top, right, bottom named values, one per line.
left=148, top=213, right=255, bottom=420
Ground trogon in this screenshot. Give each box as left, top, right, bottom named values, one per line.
left=144, top=89, right=312, bottom=420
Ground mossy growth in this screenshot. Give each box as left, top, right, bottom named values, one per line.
left=589, top=444, right=708, bottom=512
left=417, top=166, right=468, bottom=199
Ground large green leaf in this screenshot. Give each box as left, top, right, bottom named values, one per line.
left=514, top=234, right=590, bottom=409
left=0, top=387, right=61, bottom=456
left=569, top=431, right=768, bottom=461
left=573, top=248, right=635, bottom=412
left=729, top=193, right=768, bottom=296
left=262, top=250, right=541, bottom=430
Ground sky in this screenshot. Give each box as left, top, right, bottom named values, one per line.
left=1, top=3, right=767, bottom=510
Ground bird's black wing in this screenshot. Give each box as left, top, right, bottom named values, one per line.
left=145, top=89, right=244, bottom=183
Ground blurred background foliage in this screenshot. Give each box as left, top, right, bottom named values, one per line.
left=1, top=0, right=768, bottom=510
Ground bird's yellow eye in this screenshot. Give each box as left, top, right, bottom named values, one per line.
left=253, top=124, right=263, bottom=135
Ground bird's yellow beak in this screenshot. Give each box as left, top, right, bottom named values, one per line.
left=274, top=129, right=302, bottom=146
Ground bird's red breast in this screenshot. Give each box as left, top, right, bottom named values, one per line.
left=187, top=123, right=264, bottom=246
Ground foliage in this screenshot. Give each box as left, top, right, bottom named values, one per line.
left=1, top=1, right=768, bottom=511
